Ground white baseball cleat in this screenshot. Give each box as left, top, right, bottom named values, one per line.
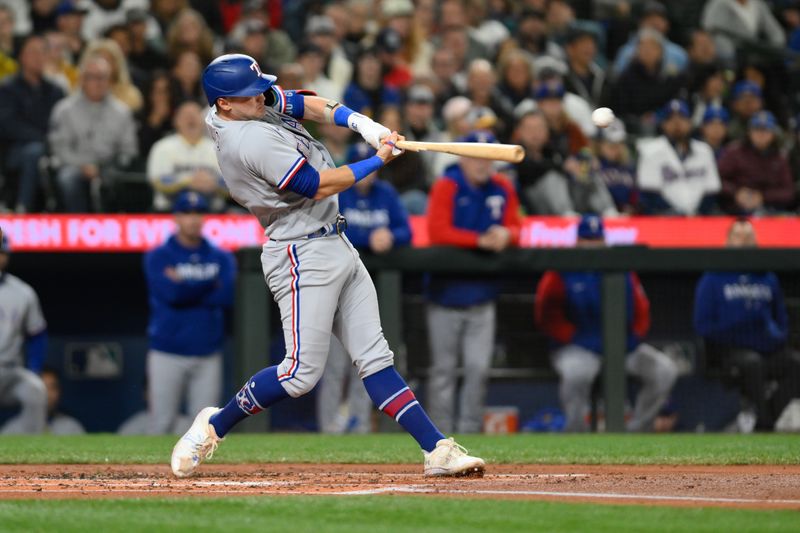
left=171, top=407, right=223, bottom=478
left=423, top=438, right=486, bottom=477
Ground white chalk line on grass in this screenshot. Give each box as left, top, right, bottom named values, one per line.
left=332, top=486, right=800, bottom=505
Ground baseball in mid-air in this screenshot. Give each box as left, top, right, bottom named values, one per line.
left=592, top=107, right=615, bottom=128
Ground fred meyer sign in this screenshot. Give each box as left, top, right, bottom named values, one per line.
left=0, top=215, right=798, bottom=251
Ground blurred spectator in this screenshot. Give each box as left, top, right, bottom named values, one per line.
left=81, top=38, right=144, bottom=112
left=402, top=84, right=444, bottom=186
left=637, top=99, right=721, bottom=215
left=535, top=79, right=590, bottom=163
left=698, top=105, right=731, bottom=159
left=3, top=368, right=85, bottom=435
left=612, top=1, right=688, bottom=76
left=437, top=0, right=491, bottom=65
left=727, top=80, right=764, bottom=141
left=228, top=19, right=272, bottom=72
left=82, top=0, right=149, bottom=42
left=125, top=8, right=168, bottom=74
left=463, top=0, right=511, bottom=56
left=513, top=8, right=563, bottom=59
left=425, top=130, right=522, bottom=433
left=375, top=27, right=413, bottom=89
left=49, top=55, right=138, bottom=212
left=694, top=218, right=800, bottom=431
left=276, top=61, right=305, bottom=91
left=143, top=191, right=236, bottom=434
left=104, top=22, right=147, bottom=90
left=686, top=29, right=720, bottom=93
left=463, top=58, right=515, bottom=140
left=513, top=110, right=575, bottom=215
left=522, top=63, right=597, bottom=138
left=382, top=0, right=434, bottom=77
left=117, top=376, right=191, bottom=434
left=0, top=4, right=19, bottom=81
left=0, top=234, right=48, bottom=435
left=228, top=0, right=294, bottom=68
left=430, top=47, right=461, bottom=109
left=42, top=29, right=80, bottom=92
left=166, top=8, right=215, bottom=66
left=1, top=0, right=30, bottom=36
left=497, top=49, right=534, bottom=108
left=343, top=46, right=400, bottom=118
left=592, top=119, right=638, bottom=214
left=563, top=27, right=606, bottom=108
left=306, top=14, right=352, bottom=97
left=718, top=111, right=795, bottom=214
left=702, top=0, right=785, bottom=64
left=339, top=0, right=372, bottom=60
left=690, top=65, right=728, bottom=128
left=137, top=70, right=176, bottom=157
left=296, top=42, right=340, bottom=101
left=0, top=35, right=65, bottom=213
left=55, top=0, right=88, bottom=64
left=611, top=28, right=687, bottom=133
left=151, top=0, right=186, bottom=37
left=535, top=214, right=678, bottom=432
left=169, top=49, right=205, bottom=105
left=147, top=100, right=225, bottom=212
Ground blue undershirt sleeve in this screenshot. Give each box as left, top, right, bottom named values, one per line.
left=25, top=331, right=47, bottom=373
left=284, top=161, right=320, bottom=198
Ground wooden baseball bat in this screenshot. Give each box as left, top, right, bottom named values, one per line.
left=395, top=140, right=525, bottom=163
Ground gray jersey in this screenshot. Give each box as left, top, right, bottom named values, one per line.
left=205, top=106, right=339, bottom=240
left=0, top=274, right=46, bottom=367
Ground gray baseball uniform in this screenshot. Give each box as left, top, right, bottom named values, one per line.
left=0, top=273, right=47, bottom=433
left=205, top=105, right=394, bottom=399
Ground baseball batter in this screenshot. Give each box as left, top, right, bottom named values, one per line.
left=0, top=233, right=48, bottom=434
left=171, top=54, right=484, bottom=477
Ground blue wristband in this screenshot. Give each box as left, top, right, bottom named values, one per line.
left=347, top=155, right=383, bottom=182
left=333, top=105, right=355, bottom=127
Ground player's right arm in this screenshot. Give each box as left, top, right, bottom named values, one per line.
left=240, top=126, right=402, bottom=200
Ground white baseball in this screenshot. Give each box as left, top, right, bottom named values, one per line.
left=592, top=107, right=615, bottom=128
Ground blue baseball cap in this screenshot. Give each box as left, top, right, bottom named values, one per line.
left=56, top=0, right=88, bottom=17
left=346, top=142, right=376, bottom=164
left=456, top=130, right=498, bottom=144
left=658, top=99, right=690, bottom=122
left=732, top=80, right=762, bottom=100
left=749, top=110, right=778, bottom=131
left=173, top=190, right=210, bottom=213
left=702, top=105, right=730, bottom=124
left=577, top=214, right=605, bottom=240
left=533, top=80, right=565, bottom=101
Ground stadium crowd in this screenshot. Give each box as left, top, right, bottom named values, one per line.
left=0, top=0, right=799, bottom=216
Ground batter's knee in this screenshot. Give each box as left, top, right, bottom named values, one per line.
left=354, top=351, right=394, bottom=380
left=279, top=361, right=326, bottom=398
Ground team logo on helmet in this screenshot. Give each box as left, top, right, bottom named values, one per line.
left=250, top=61, right=263, bottom=77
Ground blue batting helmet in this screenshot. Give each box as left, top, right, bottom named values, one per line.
left=202, top=54, right=276, bottom=107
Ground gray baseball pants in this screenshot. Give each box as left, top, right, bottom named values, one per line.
left=316, top=335, right=373, bottom=433
left=262, top=234, right=394, bottom=398
left=0, top=366, right=47, bottom=434
left=426, top=302, right=495, bottom=433
left=552, top=343, right=678, bottom=432
left=147, top=349, right=222, bottom=435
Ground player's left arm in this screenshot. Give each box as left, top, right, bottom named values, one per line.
left=301, top=95, right=399, bottom=151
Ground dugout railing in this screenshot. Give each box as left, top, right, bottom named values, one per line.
left=234, top=246, right=800, bottom=432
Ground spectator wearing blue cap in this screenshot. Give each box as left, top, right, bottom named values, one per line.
left=143, top=190, right=237, bottom=434
left=536, top=214, right=678, bottom=432
left=698, top=105, right=730, bottom=159
left=728, top=80, right=764, bottom=142
left=718, top=111, right=795, bottom=214
left=425, top=130, right=522, bottom=432
left=317, top=142, right=412, bottom=435
left=611, top=28, right=688, bottom=134
left=637, top=99, right=721, bottom=215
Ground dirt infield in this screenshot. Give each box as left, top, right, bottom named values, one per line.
left=1, top=464, right=799, bottom=509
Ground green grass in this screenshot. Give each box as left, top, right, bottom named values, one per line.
left=0, top=497, right=798, bottom=533
left=0, top=433, right=797, bottom=465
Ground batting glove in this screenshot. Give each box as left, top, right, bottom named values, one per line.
left=348, top=113, right=391, bottom=151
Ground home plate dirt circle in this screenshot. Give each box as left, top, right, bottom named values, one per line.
left=1, top=464, right=799, bottom=509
